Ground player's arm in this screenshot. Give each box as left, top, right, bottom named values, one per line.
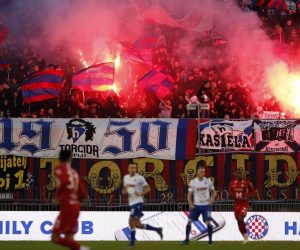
left=209, top=180, right=217, bottom=205
left=122, top=186, right=127, bottom=195
left=53, top=167, right=66, bottom=204
left=122, top=177, right=128, bottom=195
left=142, top=184, right=151, bottom=195
left=187, top=191, right=194, bottom=210
left=136, top=177, right=150, bottom=197
left=187, top=181, right=194, bottom=210
left=135, top=185, right=150, bottom=197
left=54, top=167, right=68, bottom=188
left=248, top=181, right=256, bottom=199
left=210, top=190, right=217, bottom=204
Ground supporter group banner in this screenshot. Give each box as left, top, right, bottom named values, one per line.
left=0, top=155, right=28, bottom=191
left=199, top=119, right=254, bottom=150
left=0, top=118, right=197, bottom=160
left=4, top=153, right=300, bottom=202
left=254, top=120, right=300, bottom=152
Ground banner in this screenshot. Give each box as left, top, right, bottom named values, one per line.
left=262, top=111, right=280, bottom=119
left=5, top=153, right=300, bottom=202
left=0, top=211, right=299, bottom=241
left=199, top=119, right=254, bottom=151
left=254, top=120, right=300, bottom=152
left=0, top=155, right=28, bottom=191
left=0, top=118, right=196, bottom=160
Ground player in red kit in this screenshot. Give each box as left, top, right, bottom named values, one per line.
left=51, top=150, right=89, bottom=250
left=229, top=169, right=255, bottom=244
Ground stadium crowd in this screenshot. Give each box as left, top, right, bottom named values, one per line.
left=0, top=0, right=298, bottom=119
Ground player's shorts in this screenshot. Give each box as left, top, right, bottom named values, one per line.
left=129, top=203, right=144, bottom=219
left=53, top=203, right=80, bottom=234
left=189, top=205, right=212, bottom=222
left=234, top=203, right=249, bottom=219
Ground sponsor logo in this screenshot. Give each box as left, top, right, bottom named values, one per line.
left=246, top=215, right=269, bottom=240
left=60, top=119, right=99, bottom=158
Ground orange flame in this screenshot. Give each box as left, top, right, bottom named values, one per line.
left=115, top=53, right=121, bottom=71
left=267, top=62, right=300, bottom=116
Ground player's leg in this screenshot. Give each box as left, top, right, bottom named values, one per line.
left=128, top=216, right=137, bottom=247
left=135, top=219, right=163, bottom=239
left=234, top=205, right=248, bottom=244
left=133, top=203, right=163, bottom=240
left=182, top=206, right=200, bottom=244
left=52, top=215, right=80, bottom=250
left=52, top=232, right=81, bottom=250
left=202, top=205, right=213, bottom=245
left=183, top=220, right=192, bottom=244
left=237, top=214, right=249, bottom=245
left=52, top=205, right=87, bottom=250
left=66, top=234, right=90, bottom=250
left=51, top=232, right=60, bottom=245
left=128, top=203, right=144, bottom=246
left=237, top=215, right=247, bottom=236
left=66, top=205, right=90, bottom=250
left=128, top=203, right=164, bottom=246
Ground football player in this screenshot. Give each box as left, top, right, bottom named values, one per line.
left=122, top=163, right=163, bottom=246
left=51, top=150, right=89, bottom=250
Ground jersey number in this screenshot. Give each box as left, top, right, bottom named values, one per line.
left=67, top=170, right=79, bottom=191
left=235, top=192, right=243, bottom=199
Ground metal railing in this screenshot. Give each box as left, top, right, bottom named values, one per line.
left=1, top=201, right=299, bottom=212
left=1, top=185, right=300, bottom=212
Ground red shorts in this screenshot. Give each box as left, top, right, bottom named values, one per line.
left=53, top=204, right=80, bottom=234
left=234, top=203, right=249, bottom=219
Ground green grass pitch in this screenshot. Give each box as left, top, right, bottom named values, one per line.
left=0, top=241, right=299, bottom=250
